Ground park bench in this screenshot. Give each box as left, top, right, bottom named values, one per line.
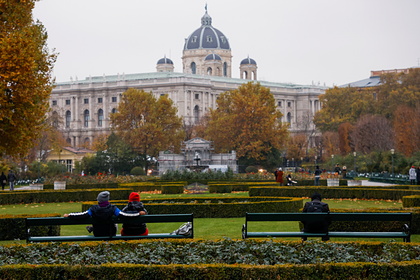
left=242, top=212, right=412, bottom=242
left=26, top=213, right=193, bottom=243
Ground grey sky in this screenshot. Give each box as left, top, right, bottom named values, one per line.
left=33, top=0, right=420, bottom=87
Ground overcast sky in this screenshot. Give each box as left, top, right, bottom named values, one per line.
left=33, top=0, right=420, bottom=87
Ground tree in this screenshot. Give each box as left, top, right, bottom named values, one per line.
left=351, top=114, right=394, bottom=154
left=110, top=89, right=185, bottom=171
left=0, top=0, right=56, bottom=157
left=393, top=105, right=420, bottom=157
left=338, top=122, right=354, bottom=155
left=205, top=82, right=289, bottom=164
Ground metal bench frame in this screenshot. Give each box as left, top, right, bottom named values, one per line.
left=26, top=214, right=193, bottom=243
left=242, top=212, right=411, bottom=242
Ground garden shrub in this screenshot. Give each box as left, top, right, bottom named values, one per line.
left=403, top=195, right=420, bottom=208
left=245, top=166, right=259, bottom=173
left=0, top=213, right=61, bottom=240
left=130, top=166, right=145, bottom=176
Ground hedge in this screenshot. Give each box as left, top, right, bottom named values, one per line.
left=0, top=213, right=61, bottom=240
left=82, top=197, right=304, bottom=218
left=403, top=195, right=420, bottom=208
left=1, top=240, right=420, bottom=279
left=249, top=186, right=420, bottom=200
left=0, top=189, right=133, bottom=205
left=1, top=262, right=420, bottom=280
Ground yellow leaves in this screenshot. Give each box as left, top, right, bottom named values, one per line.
left=111, top=89, right=185, bottom=156
left=205, top=82, right=288, bottom=160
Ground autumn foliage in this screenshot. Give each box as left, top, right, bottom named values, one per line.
left=205, top=82, right=289, bottom=161
left=314, top=68, right=420, bottom=157
left=0, top=0, right=56, bottom=157
left=110, top=89, right=185, bottom=166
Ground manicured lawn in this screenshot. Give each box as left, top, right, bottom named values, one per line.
left=1, top=194, right=417, bottom=244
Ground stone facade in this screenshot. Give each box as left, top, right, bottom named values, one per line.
left=158, top=137, right=237, bottom=175
left=49, top=9, right=326, bottom=148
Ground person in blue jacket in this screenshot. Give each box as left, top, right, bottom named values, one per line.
left=64, top=191, right=137, bottom=237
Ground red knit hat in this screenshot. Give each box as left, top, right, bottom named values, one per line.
left=129, top=192, right=140, bottom=202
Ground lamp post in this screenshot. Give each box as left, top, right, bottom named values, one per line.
left=314, top=155, right=317, bottom=166
left=331, top=154, right=334, bottom=173
left=353, top=152, right=356, bottom=173
left=390, top=149, right=395, bottom=176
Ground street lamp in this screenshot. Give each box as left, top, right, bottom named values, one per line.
left=353, top=152, right=357, bottom=173
left=314, top=155, right=317, bottom=166
left=331, top=154, right=334, bottom=173
left=390, top=149, right=395, bottom=176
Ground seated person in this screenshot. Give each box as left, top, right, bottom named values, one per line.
left=302, top=193, right=330, bottom=241
left=286, top=174, right=297, bottom=186
left=64, top=191, right=138, bottom=237
left=121, top=192, right=149, bottom=236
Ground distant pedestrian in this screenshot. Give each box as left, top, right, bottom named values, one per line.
left=417, top=167, right=420, bottom=185
left=334, top=164, right=341, bottom=175
left=274, top=168, right=284, bottom=186
left=7, top=170, right=16, bottom=191
left=314, top=166, right=322, bottom=186
left=409, top=166, right=417, bottom=185
left=0, top=172, right=7, bottom=191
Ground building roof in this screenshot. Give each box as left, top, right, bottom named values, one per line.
left=205, top=53, right=222, bottom=61
left=55, top=71, right=327, bottom=91
left=340, top=76, right=381, bottom=88
left=240, top=57, right=257, bottom=65
left=157, top=57, right=174, bottom=65
left=183, top=11, right=230, bottom=50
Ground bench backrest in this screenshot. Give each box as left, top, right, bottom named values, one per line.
left=26, top=214, right=193, bottom=227
left=246, top=212, right=412, bottom=223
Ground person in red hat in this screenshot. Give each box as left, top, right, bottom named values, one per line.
left=121, top=192, right=149, bottom=236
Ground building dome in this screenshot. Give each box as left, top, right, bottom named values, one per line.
left=205, top=53, right=222, bottom=61
left=240, top=57, right=257, bottom=65
left=183, top=11, right=230, bottom=50
left=157, top=57, right=174, bottom=65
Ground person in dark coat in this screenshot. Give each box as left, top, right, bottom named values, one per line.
left=0, top=172, right=7, bottom=191
left=417, top=167, right=420, bottom=185
left=121, top=192, right=148, bottom=236
left=314, top=166, right=322, bottom=186
left=64, top=191, right=138, bottom=237
left=302, top=193, right=330, bottom=241
left=7, top=170, right=16, bottom=191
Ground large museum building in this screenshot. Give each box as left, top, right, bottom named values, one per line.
left=50, top=9, right=326, bottom=148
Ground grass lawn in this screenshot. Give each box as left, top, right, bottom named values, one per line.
left=1, top=194, right=417, bottom=244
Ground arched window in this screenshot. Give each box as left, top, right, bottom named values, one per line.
left=65, top=111, right=71, bottom=128
left=194, top=105, right=200, bottom=123
left=84, top=110, right=90, bottom=127
left=287, top=112, right=292, bottom=123
left=207, top=67, right=212, bottom=75
left=242, top=71, right=248, bottom=79
left=66, top=138, right=71, bottom=144
left=111, top=108, right=117, bottom=114
left=223, top=62, right=227, bottom=77
left=84, top=137, right=90, bottom=147
left=98, top=109, right=103, bottom=127
left=191, top=62, right=196, bottom=74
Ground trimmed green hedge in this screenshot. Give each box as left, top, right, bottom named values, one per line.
left=1, top=262, right=420, bottom=280
left=0, top=189, right=133, bottom=205
left=0, top=213, right=61, bottom=240
left=82, top=197, right=304, bottom=218
left=249, top=186, right=420, bottom=200
left=1, top=240, right=420, bottom=279
left=403, top=195, right=420, bottom=207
